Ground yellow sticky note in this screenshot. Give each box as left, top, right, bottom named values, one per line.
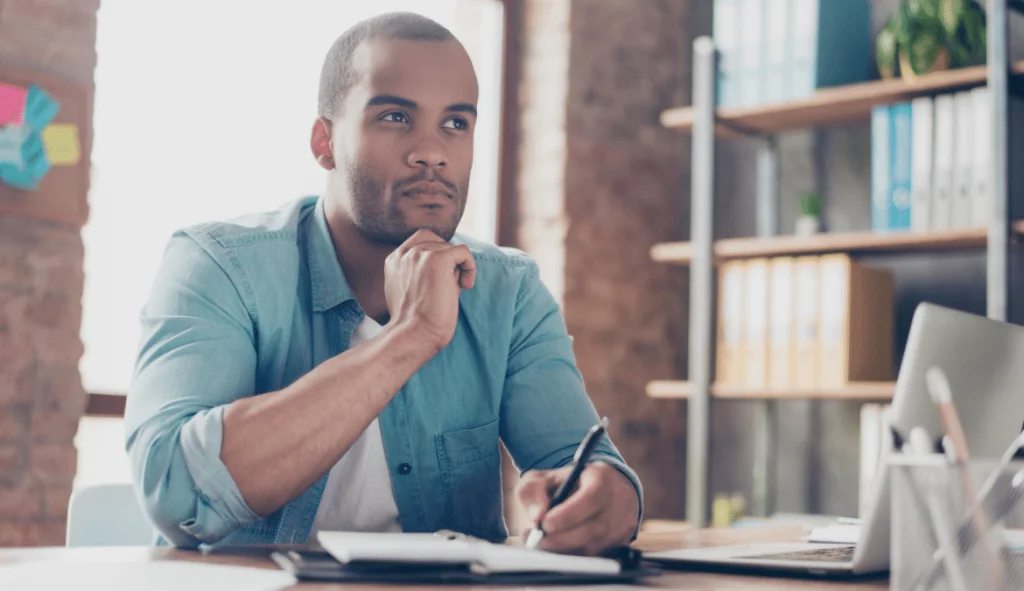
left=42, top=123, right=80, bottom=165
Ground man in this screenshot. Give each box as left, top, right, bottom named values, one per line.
left=125, top=12, right=642, bottom=555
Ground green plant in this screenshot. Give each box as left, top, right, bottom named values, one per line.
left=876, top=0, right=987, bottom=78
left=798, top=191, right=822, bottom=218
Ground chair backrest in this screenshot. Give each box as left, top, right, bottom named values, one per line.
left=65, top=483, right=154, bottom=546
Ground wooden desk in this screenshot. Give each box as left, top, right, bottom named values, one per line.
left=0, top=527, right=887, bottom=590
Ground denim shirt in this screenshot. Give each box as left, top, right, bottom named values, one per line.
left=124, top=196, right=642, bottom=549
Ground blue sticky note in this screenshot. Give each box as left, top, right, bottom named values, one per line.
left=0, top=162, right=39, bottom=190
left=20, top=130, right=50, bottom=178
left=0, top=125, right=25, bottom=167
left=21, top=129, right=44, bottom=160
left=24, top=85, right=59, bottom=131
left=0, top=130, right=52, bottom=190
left=26, top=151, right=51, bottom=179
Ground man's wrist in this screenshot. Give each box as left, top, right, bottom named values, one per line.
left=591, top=459, right=643, bottom=537
left=384, top=316, right=445, bottom=359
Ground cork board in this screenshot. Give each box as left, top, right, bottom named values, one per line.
left=0, top=65, right=92, bottom=228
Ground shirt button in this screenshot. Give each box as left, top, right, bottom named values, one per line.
left=398, top=463, right=412, bottom=475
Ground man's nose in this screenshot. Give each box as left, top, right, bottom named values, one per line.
left=406, top=135, right=448, bottom=169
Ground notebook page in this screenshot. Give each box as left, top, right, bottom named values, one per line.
left=474, top=543, right=621, bottom=575
left=318, top=532, right=476, bottom=564
left=317, top=531, right=621, bottom=574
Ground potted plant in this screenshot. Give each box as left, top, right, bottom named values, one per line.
left=795, top=191, right=822, bottom=236
left=876, top=0, right=987, bottom=81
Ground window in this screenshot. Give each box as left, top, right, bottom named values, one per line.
left=76, top=1, right=506, bottom=488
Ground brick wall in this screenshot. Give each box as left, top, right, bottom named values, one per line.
left=0, top=0, right=99, bottom=546
left=515, top=0, right=691, bottom=519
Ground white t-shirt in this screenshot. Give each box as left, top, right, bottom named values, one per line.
left=309, top=316, right=402, bottom=539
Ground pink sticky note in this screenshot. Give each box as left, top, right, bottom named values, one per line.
left=0, top=83, right=28, bottom=126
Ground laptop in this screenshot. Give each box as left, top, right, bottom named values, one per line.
left=644, top=302, right=1024, bottom=577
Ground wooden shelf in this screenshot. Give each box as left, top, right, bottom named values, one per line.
left=650, top=224, right=1024, bottom=265
left=660, top=61, right=1024, bottom=138
left=646, top=380, right=895, bottom=400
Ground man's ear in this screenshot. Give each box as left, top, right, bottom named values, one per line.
left=311, top=117, right=335, bottom=170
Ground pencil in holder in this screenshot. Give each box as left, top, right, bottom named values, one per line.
left=890, top=453, right=1024, bottom=591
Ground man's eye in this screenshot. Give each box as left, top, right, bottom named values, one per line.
left=380, top=112, right=409, bottom=124
left=442, top=117, right=468, bottom=131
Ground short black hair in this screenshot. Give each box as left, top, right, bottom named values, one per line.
left=317, top=12, right=457, bottom=118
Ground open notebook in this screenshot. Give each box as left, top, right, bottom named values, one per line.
left=316, top=531, right=622, bottom=576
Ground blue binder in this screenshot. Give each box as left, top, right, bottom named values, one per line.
left=889, top=102, right=913, bottom=231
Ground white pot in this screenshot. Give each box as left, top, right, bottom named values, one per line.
left=795, top=215, right=820, bottom=236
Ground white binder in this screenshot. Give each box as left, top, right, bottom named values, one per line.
left=738, top=0, right=764, bottom=107
left=762, top=0, right=790, bottom=104
left=931, top=94, right=956, bottom=230
left=952, top=91, right=975, bottom=228
left=910, top=96, right=934, bottom=232
left=971, top=87, right=992, bottom=228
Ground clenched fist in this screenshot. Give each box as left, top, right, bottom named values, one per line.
left=384, top=229, right=476, bottom=353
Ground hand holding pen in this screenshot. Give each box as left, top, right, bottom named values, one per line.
left=515, top=417, right=641, bottom=556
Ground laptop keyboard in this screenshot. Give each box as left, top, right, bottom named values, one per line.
left=749, top=546, right=856, bottom=563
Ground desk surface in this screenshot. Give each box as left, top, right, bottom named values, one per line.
left=0, top=526, right=886, bottom=590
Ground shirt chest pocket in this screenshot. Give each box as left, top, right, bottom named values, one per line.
left=435, top=419, right=503, bottom=540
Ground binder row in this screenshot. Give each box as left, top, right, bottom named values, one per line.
left=871, top=88, right=993, bottom=233
left=716, top=254, right=894, bottom=390
left=713, top=0, right=871, bottom=108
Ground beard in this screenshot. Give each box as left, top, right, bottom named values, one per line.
left=344, top=155, right=467, bottom=246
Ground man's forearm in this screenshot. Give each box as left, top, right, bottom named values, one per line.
left=220, top=319, right=437, bottom=517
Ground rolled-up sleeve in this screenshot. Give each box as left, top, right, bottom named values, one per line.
left=498, top=261, right=644, bottom=534
left=124, top=231, right=261, bottom=548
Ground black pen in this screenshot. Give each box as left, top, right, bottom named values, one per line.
left=524, top=417, right=610, bottom=550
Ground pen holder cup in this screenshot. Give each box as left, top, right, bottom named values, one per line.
left=890, top=454, right=1024, bottom=591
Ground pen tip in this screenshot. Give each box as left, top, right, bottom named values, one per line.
left=525, top=528, right=544, bottom=550
left=600, top=416, right=610, bottom=428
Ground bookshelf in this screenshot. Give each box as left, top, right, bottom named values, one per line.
left=646, top=381, right=895, bottom=401
left=655, top=1, right=1022, bottom=528
left=651, top=224, right=1024, bottom=265
left=661, top=60, right=1024, bottom=138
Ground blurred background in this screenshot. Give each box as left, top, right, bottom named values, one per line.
left=1, top=0, right=1023, bottom=546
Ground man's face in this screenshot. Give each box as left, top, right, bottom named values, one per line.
left=322, top=38, right=478, bottom=245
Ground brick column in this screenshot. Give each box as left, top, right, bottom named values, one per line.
left=0, top=0, right=98, bottom=546
left=515, top=0, right=692, bottom=519
left=515, top=0, right=571, bottom=303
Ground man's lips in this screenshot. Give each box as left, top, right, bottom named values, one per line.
left=402, top=181, right=454, bottom=198
left=401, top=182, right=454, bottom=206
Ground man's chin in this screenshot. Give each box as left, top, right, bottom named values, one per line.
left=359, top=223, right=458, bottom=246
left=401, top=213, right=460, bottom=242
left=407, top=223, right=458, bottom=242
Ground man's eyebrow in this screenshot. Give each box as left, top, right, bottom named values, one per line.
left=448, top=103, right=478, bottom=117
left=366, top=95, right=418, bottom=110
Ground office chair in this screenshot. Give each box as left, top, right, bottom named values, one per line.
left=65, top=483, right=153, bottom=546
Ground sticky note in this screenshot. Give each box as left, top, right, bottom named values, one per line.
left=0, top=125, right=25, bottom=167
left=20, top=131, right=50, bottom=178
left=0, top=130, right=51, bottom=191
left=24, top=85, right=59, bottom=131
left=41, top=124, right=80, bottom=165
left=0, top=83, right=27, bottom=126
left=0, top=162, right=39, bottom=190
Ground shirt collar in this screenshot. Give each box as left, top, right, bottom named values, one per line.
left=306, top=197, right=357, bottom=312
